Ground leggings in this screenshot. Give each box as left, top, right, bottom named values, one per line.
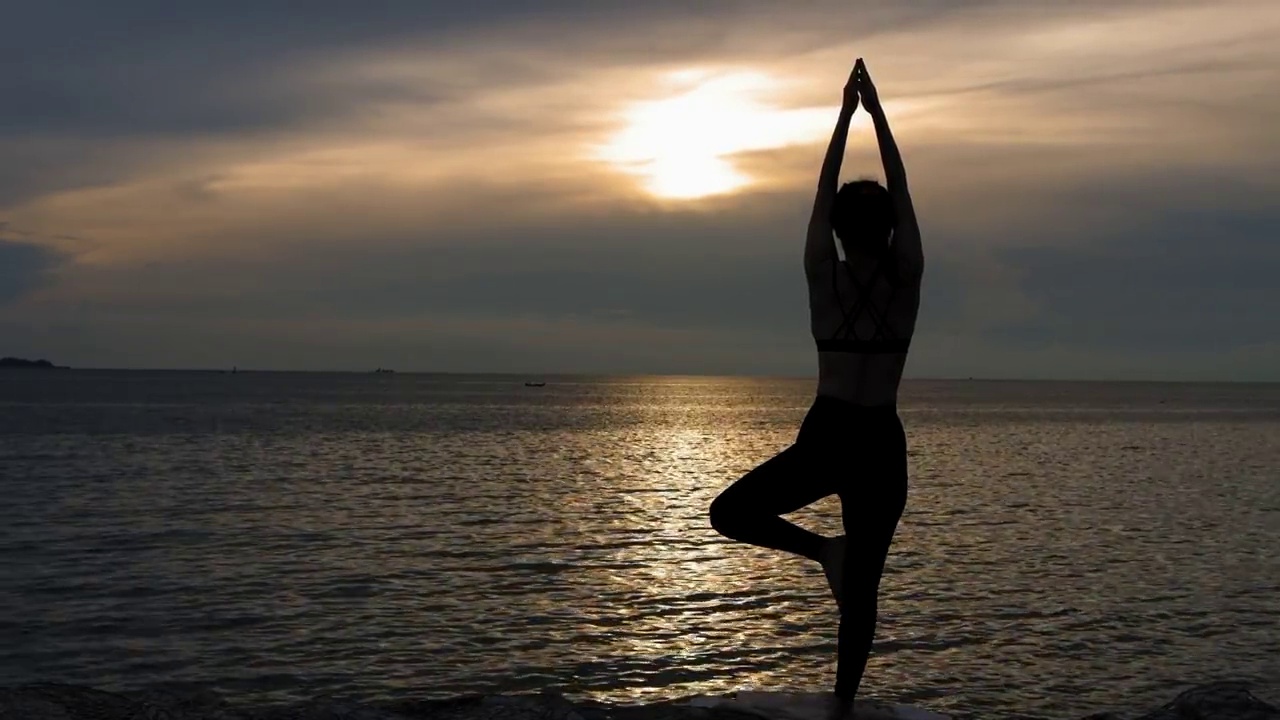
left=708, top=395, right=908, bottom=701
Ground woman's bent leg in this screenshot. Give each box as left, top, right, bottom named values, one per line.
left=708, top=444, right=836, bottom=562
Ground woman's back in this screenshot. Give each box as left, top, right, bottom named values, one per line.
left=810, top=259, right=921, bottom=406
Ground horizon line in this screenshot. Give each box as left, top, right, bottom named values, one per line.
left=3, top=366, right=1277, bottom=385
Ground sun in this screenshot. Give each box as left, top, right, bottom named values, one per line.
left=595, top=70, right=832, bottom=200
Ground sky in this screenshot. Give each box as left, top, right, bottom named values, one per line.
left=2, top=0, right=1278, bottom=380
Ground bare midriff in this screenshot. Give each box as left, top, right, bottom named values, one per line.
left=815, top=350, right=908, bottom=407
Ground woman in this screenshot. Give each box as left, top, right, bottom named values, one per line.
left=708, top=58, right=923, bottom=716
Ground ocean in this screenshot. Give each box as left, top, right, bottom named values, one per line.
left=1, top=371, right=1277, bottom=719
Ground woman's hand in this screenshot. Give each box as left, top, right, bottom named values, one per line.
left=855, top=58, right=881, bottom=113
left=842, top=60, right=860, bottom=112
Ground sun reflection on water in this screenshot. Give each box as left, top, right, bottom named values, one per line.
left=5, top=375, right=1279, bottom=716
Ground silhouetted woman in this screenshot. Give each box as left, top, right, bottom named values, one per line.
left=709, top=58, right=922, bottom=717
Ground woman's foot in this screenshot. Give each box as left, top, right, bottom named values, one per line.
left=823, top=693, right=855, bottom=720
left=819, top=535, right=847, bottom=609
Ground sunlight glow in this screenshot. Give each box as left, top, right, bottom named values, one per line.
left=596, top=70, right=834, bottom=200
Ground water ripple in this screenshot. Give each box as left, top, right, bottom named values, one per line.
left=1, top=374, right=1278, bottom=719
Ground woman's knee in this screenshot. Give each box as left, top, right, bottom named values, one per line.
left=708, top=492, right=741, bottom=538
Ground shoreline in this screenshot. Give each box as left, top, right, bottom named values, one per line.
left=1, top=681, right=1275, bottom=720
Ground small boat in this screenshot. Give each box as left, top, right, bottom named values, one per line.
left=524, top=381, right=546, bottom=387
left=374, top=368, right=395, bottom=374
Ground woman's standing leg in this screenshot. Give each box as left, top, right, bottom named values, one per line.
left=832, top=418, right=909, bottom=702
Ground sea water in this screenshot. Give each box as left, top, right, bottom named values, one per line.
left=1, top=372, right=1277, bottom=719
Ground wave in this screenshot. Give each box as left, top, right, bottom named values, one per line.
left=0, top=681, right=1275, bottom=720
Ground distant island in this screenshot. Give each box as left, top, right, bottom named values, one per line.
left=0, top=356, right=69, bottom=369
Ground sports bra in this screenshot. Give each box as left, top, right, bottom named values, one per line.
left=815, top=258, right=911, bottom=354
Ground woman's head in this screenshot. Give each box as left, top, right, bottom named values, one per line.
left=831, top=179, right=896, bottom=258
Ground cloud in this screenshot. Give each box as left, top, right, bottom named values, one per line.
left=3, top=0, right=1279, bottom=378
left=994, top=206, right=1280, bottom=353
left=0, top=233, right=69, bottom=305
